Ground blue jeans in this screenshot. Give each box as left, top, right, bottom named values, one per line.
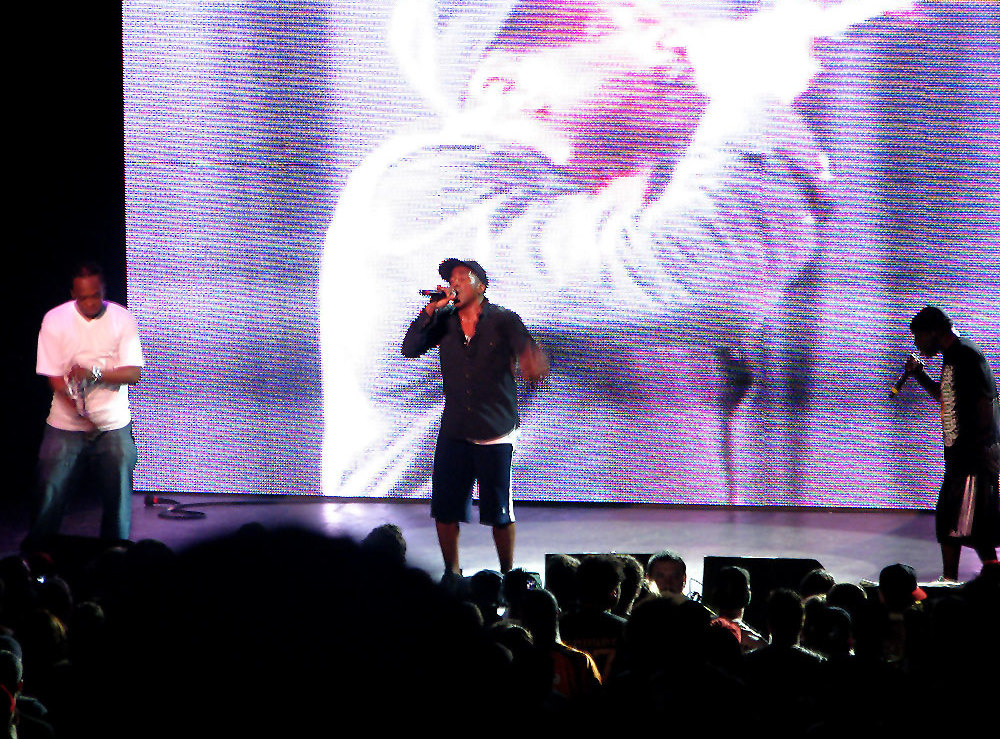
left=29, top=423, right=138, bottom=544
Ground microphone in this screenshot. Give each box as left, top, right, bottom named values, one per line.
left=889, top=371, right=910, bottom=397
left=418, top=289, right=454, bottom=301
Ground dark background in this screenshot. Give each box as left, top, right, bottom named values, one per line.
left=11, top=7, right=126, bottom=503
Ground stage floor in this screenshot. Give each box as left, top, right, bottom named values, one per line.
left=1, top=492, right=974, bottom=588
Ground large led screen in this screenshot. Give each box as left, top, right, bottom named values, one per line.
left=124, top=0, right=999, bottom=506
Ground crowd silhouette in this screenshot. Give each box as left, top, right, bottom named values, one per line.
left=1, top=525, right=997, bottom=737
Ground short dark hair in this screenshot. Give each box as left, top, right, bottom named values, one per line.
left=519, top=587, right=560, bottom=646
left=708, top=566, right=752, bottom=612
left=804, top=604, right=853, bottom=657
left=360, top=523, right=406, bottom=567
left=72, top=261, right=105, bottom=283
left=614, top=553, right=645, bottom=612
left=647, top=549, right=686, bottom=575
left=910, top=306, right=952, bottom=333
left=544, top=554, right=581, bottom=611
left=502, top=568, right=542, bottom=620
left=766, top=587, right=804, bottom=643
left=577, top=554, right=625, bottom=605
left=799, top=568, right=835, bottom=599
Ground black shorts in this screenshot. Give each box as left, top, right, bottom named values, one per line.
left=936, top=463, right=1000, bottom=547
left=431, top=435, right=515, bottom=526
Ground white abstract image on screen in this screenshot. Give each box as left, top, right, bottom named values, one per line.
left=122, top=1, right=998, bottom=502
left=320, top=0, right=951, bottom=503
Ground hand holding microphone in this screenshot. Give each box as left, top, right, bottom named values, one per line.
left=64, top=364, right=103, bottom=417
left=420, top=285, right=456, bottom=315
left=889, top=353, right=924, bottom=397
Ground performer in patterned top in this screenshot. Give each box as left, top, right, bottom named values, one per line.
left=904, top=306, right=1000, bottom=581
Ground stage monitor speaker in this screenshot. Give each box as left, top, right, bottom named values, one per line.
left=702, top=555, right=823, bottom=635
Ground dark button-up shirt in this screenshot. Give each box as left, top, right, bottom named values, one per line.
left=401, top=299, right=534, bottom=441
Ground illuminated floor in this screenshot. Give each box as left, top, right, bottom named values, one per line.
left=1, top=491, right=972, bottom=588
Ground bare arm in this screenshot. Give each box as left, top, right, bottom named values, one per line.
left=518, top=341, right=550, bottom=385
left=63, top=364, right=142, bottom=386
left=101, top=366, right=142, bottom=385
left=905, top=354, right=940, bottom=400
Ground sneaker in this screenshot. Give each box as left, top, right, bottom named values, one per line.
left=934, top=575, right=960, bottom=585
left=440, top=569, right=466, bottom=597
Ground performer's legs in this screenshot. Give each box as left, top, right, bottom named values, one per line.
left=431, top=436, right=475, bottom=574
left=974, top=467, right=1000, bottom=566
left=940, top=541, right=961, bottom=581
left=974, top=544, right=998, bottom=565
left=942, top=542, right=997, bottom=580
left=936, top=472, right=962, bottom=580
left=435, top=521, right=461, bottom=575
left=27, top=425, right=88, bottom=548
left=492, top=523, right=515, bottom=574
left=92, top=424, right=138, bottom=541
left=474, top=443, right=515, bottom=572
left=938, top=467, right=1000, bottom=578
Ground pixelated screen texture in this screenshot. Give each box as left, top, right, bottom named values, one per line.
left=124, top=1, right=999, bottom=506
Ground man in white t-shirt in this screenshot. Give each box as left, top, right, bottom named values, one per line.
left=26, top=262, right=145, bottom=547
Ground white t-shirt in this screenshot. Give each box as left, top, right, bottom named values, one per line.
left=37, top=301, right=145, bottom=431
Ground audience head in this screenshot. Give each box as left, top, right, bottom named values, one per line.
left=625, top=593, right=713, bottom=670
left=360, top=523, right=407, bottom=567
left=646, top=549, right=687, bottom=596
left=878, top=563, right=926, bottom=612
left=613, top=554, right=645, bottom=616
left=469, top=569, right=505, bottom=623
left=827, top=582, right=867, bottom=615
left=489, top=620, right=534, bottom=656
left=544, top=553, right=581, bottom=612
left=502, top=568, right=542, bottom=621
left=804, top=604, right=853, bottom=658
left=766, top=587, right=805, bottom=647
left=798, top=568, right=835, bottom=599
left=519, top=588, right=561, bottom=648
left=0, top=639, right=20, bottom=665
left=708, top=566, right=752, bottom=617
left=37, top=575, right=73, bottom=626
left=577, top=554, right=625, bottom=611
left=487, top=620, right=552, bottom=707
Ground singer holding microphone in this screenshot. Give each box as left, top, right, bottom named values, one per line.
left=25, top=262, right=145, bottom=550
left=402, top=258, right=548, bottom=583
left=897, top=306, right=999, bottom=581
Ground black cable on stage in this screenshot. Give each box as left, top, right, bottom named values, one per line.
left=143, top=493, right=360, bottom=521
left=144, top=494, right=206, bottom=519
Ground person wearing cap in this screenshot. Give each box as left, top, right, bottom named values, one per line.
left=877, top=562, right=927, bottom=610
left=903, top=306, right=1000, bottom=581
left=875, top=562, right=928, bottom=664
left=402, top=258, right=548, bottom=577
